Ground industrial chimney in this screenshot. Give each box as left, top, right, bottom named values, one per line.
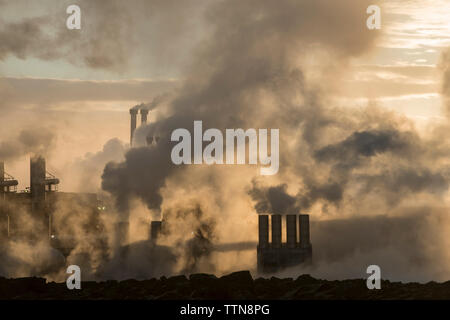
left=258, top=215, right=269, bottom=248
left=299, top=214, right=310, bottom=248
left=130, top=108, right=138, bottom=146
left=271, top=214, right=281, bottom=248
left=30, top=155, right=46, bottom=212
left=30, top=155, right=48, bottom=239
left=257, top=213, right=312, bottom=274
left=140, top=108, right=149, bottom=125
left=150, top=220, right=162, bottom=244
left=286, top=215, right=297, bottom=248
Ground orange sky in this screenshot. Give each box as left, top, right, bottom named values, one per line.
left=1, top=0, right=450, bottom=191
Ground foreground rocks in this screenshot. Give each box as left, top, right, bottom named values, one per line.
left=1, top=271, right=450, bottom=299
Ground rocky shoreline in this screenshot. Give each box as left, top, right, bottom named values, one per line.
left=1, top=271, right=450, bottom=300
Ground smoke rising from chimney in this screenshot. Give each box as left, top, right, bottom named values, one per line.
left=98, top=0, right=450, bottom=281
left=4, top=0, right=450, bottom=283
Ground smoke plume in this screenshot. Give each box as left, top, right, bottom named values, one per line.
left=0, top=127, right=56, bottom=162
left=99, top=0, right=450, bottom=281
left=0, top=0, right=208, bottom=73
left=4, top=0, right=450, bottom=283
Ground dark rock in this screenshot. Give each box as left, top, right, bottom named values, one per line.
left=295, top=274, right=318, bottom=285
left=166, top=275, right=188, bottom=285
left=11, top=277, right=47, bottom=294
left=2, top=270, right=450, bottom=300
left=189, top=273, right=217, bottom=281
left=220, top=271, right=253, bottom=287
left=189, top=273, right=218, bottom=287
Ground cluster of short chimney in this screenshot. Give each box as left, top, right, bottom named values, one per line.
left=130, top=104, right=149, bottom=146
left=258, top=214, right=310, bottom=249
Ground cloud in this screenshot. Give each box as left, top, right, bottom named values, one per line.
left=249, top=183, right=298, bottom=215
left=302, top=208, right=450, bottom=282
left=101, top=0, right=380, bottom=214
left=0, top=0, right=209, bottom=74
left=0, top=127, right=56, bottom=162
left=0, top=77, right=178, bottom=110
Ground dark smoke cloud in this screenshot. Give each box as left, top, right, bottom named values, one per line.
left=167, top=204, right=217, bottom=274
left=0, top=127, right=56, bottom=162
left=101, top=0, right=380, bottom=212
left=0, top=0, right=208, bottom=73
left=97, top=0, right=394, bottom=278
left=0, top=1, right=133, bottom=72
left=314, top=130, right=413, bottom=165
left=299, top=182, right=344, bottom=211
left=101, top=142, right=174, bottom=213
left=249, top=183, right=297, bottom=215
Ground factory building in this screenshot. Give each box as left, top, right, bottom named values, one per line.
left=257, top=214, right=312, bottom=273
left=0, top=156, right=103, bottom=254
left=3, top=107, right=309, bottom=275
left=0, top=162, right=18, bottom=238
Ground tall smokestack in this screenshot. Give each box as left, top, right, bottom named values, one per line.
left=30, top=155, right=48, bottom=239
left=299, top=214, right=310, bottom=248
left=271, top=214, right=281, bottom=248
left=30, top=155, right=46, bottom=210
left=140, top=108, right=149, bottom=125
left=130, top=108, right=138, bottom=146
left=258, top=215, right=269, bottom=248
left=286, top=215, right=297, bottom=248
left=150, top=220, right=162, bottom=244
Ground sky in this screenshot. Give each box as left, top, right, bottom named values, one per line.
left=2, top=0, right=450, bottom=281
left=343, top=0, right=450, bottom=123
left=0, top=1, right=448, bottom=165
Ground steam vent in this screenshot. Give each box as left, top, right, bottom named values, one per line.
left=257, top=214, right=312, bottom=273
